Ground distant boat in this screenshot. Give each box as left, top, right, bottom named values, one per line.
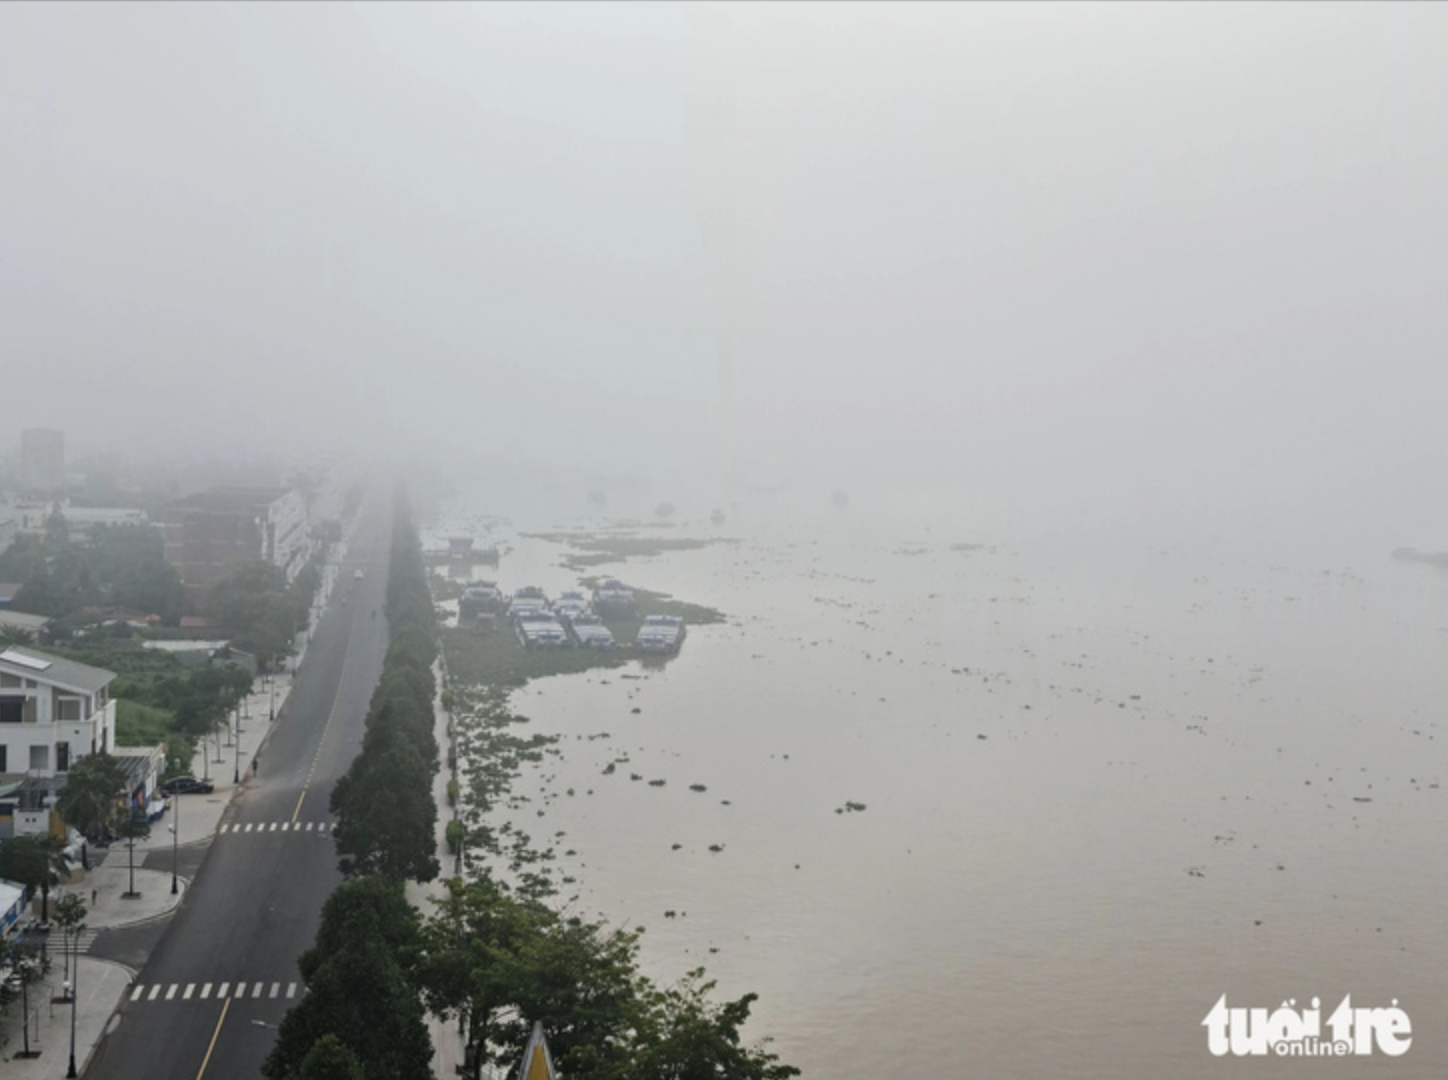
left=636, top=614, right=686, bottom=654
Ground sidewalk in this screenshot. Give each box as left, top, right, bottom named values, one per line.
left=405, top=657, right=470, bottom=1080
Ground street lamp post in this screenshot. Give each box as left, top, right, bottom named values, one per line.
left=171, top=792, right=180, bottom=895
left=269, top=671, right=276, bottom=722
left=67, top=918, right=82, bottom=1078
left=233, top=715, right=241, bottom=784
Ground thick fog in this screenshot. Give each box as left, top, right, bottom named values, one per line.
left=3, top=3, right=1444, bottom=550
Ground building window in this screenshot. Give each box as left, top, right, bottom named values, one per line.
left=57, top=742, right=70, bottom=772
left=29, top=745, right=47, bottom=771
left=57, top=697, right=82, bottom=722
left=0, top=696, right=22, bottom=724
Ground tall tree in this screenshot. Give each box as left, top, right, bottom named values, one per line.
left=418, top=878, right=639, bottom=1079
left=296, top=1035, right=366, bottom=1080
left=55, top=753, right=128, bottom=841
left=263, top=877, right=432, bottom=1080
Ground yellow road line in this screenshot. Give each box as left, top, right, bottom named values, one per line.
left=196, top=996, right=231, bottom=1080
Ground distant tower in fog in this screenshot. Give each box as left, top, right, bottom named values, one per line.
left=19, top=428, right=65, bottom=498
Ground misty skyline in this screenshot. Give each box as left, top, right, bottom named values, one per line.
left=3, top=2, right=1444, bottom=548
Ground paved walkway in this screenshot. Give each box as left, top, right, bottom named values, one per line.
left=0, top=547, right=354, bottom=1074
left=405, top=658, right=472, bottom=1080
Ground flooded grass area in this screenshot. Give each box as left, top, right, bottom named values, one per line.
left=521, top=531, right=736, bottom=571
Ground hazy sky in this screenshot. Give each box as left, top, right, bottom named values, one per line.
left=3, top=3, right=1444, bottom=543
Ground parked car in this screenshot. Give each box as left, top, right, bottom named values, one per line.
left=161, top=776, right=215, bottom=796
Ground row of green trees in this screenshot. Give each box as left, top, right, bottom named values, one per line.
left=328, top=507, right=440, bottom=883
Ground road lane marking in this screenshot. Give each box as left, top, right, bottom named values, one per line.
left=131, top=985, right=143, bottom=1002
left=201, top=982, right=212, bottom=999
left=292, top=649, right=351, bottom=823
left=196, top=996, right=231, bottom=1080
left=270, top=982, right=280, bottom=999
left=287, top=982, right=297, bottom=998
left=148, top=985, right=161, bottom=1001
left=217, top=982, right=229, bottom=998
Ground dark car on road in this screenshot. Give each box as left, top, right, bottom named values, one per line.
left=161, top=776, right=215, bottom=796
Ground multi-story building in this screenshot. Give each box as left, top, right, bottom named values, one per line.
left=159, top=486, right=315, bottom=607
left=0, top=645, right=116, bottom=777
left=19, top=428, right=65, bottom=498
left=0, top=646, right=166, bottom=852
left=0, top=645, right=119, bottom=840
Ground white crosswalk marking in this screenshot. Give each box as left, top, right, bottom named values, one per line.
left=218, top=819, right=337, bottom=835
left=128, top=980, right=301, bottom=1004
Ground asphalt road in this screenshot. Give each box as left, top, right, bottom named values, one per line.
left=85, top=503, right=395, bottom=1080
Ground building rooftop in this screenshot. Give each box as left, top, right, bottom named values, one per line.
left=0, top=645, right=115, bottom=695
left=166, top=487, right=290, bottom=513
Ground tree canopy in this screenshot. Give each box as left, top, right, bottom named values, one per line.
left=263, top=878, right=432, bottom=1080
left=55, top=752, right=128, bottom=840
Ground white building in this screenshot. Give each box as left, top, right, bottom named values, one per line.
left=0, top=646, right=116, bottom=779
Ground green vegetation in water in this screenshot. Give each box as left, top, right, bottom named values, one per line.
left=578, top=578, right=726, bottom=626
left=442, top=626, right=631, bottom=688
left=522, top=531, right=735, bottom=571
